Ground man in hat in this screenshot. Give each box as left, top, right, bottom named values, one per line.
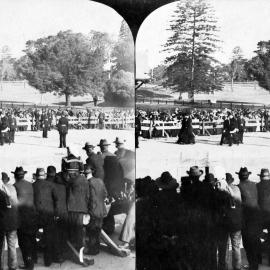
left=220, top=113, right=232, bottom=146
left=218, top=173, right=242, bottom=270
left=0, top=171, right=19, bottom=270
left=65, top=163, right=94, bottom=266
left=33, top=168, right=59, bottom=267
left=237, top=167, right=261, bottom=270
left=13, top=167, right=37, bottom=270
left=97, top=139, right=114, bottom=159
left=114, top=137, right=135, bottom=193
left=8, top=111, right=17, bottom=143
left=181, top=166, right=203, bottom=200
left=257, top=168, right=270, bottom=265
left=153, top=172, right=179, bottom=269
left=83, top=142, right=104, bottom=180
left=237, top=114, right=245, bottom=144
left=46, top=166, right=57, bottom=183
left=41, top=112, right=49, bottom=138
left=57, top=111, right=69, bottom=148
left=84, top=165, right=107, bottom=255
left=135, top=113, right=142, bottom=148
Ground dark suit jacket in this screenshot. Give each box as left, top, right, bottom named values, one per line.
left=33, top=180, right=58, bottom=219
left=0, top=186, right=19, bottom=231
left=14, top=179, right=37, bottom=232
left=257, top=180, right=270, bottom=223
left=57, top=117, right=69, bottom=134
left=67, top=174, right=90, bottom=213
left=86, top=153, right=105, bottom=180
left=88, top=177, right=107, bottom=219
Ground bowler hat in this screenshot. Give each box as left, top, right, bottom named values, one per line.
left=186, top=166, right=203, bottom=177
left=235, top=167, right=251, bottom=176
left=204, top=173, right=216, bottom=184
left=113, top=137, right=126, bottom=145
left=97, top=139, right=110, bottom=147
left=258, top=168, right=270, bottom=179
left=156, top=171, right=179, bottom=190
left=82, top=142, right=95, bottom=150
left=34, top=168, right=46, bottom=180
left=11, top=167, right=27, bottom=175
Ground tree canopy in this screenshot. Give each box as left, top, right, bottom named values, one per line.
left=17, top=30, right=110, bottom=106
left=163, top=0, right=222, bottom=99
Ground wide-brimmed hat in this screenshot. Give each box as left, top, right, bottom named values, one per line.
left=11, top=167, right=27, bottom=175
left=204, top=173, right=216, bottom=184
left=97, top=139, right=110, bottom=147
left=186, top=166, right=203, bottom=177
left=156, top=171, right=179, bottom=190
left=82, top=142, right=95, bottom=150
left=113, top=137, right=126, bottom=145
left=235, top=167, right=251, bottom=177
left=225, top=173, right=234, bottom=184
left=34, top=168, right=46, bottom=180
left=258, top=168, right=270, bottom=179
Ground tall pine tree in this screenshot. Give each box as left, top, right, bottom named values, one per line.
left=163, top=0, right=222, bottom=100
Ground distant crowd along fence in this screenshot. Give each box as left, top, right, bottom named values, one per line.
left=136, top=98, right=270, bottom=110
left=16, top=116, right=135, bottom=131
left=141, top=118, right=266, bottom=138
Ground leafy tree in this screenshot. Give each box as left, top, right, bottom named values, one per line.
left=163, top=0, right=221, bottom=100
left=112, top=20, right=134, bottom=73
left=152, top=64, right=167, bottom=84
left=245, top=41, right=270, bottom=90
left=227, top=46, right=248, bottom=90
left=103, top=70, right=134, bottom=106
left=16, top=30, right=110, bottom=106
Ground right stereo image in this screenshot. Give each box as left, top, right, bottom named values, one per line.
left=135, top=0, right=270, bottom=270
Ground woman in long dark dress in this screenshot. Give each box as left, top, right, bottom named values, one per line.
left=177, top=114, right=195, bottom=144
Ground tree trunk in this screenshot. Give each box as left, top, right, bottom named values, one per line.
left=189, top=10, right=196, bottom=102
left=65, top=94, right=71, bottom=106
left=231, top=77, right=234, bottom=92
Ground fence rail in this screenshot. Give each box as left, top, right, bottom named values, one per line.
left=141, top=118, right=264, bottom=138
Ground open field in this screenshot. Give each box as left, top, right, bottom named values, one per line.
left=136, top=132, right=270, bottom=184
left=0, top=129, right=135, bottom=270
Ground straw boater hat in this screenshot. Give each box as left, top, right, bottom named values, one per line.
left=258, top=169, right=270, bottom=180
left=82, top=142, right=95, bottom=150
left=156, top=171, right=179, bottom=190
left=97, top=139, right=110, bottom=147
left=235, top=167, right=251, bottom=177
left=11, top=167, right=27, bottom=176
left=186, top=166, right=203, bottom=177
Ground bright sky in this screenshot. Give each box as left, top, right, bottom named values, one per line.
left=136, top=0, right=270, bottom=74
left=0, top=0, right=123, bottom=57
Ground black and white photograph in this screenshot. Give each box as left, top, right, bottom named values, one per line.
left=0, top=0, right=135, bottom=269
left=136, top=0, right=270, bottom=269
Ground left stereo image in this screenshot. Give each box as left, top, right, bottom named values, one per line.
left=0, top=0, right=135, bottom=269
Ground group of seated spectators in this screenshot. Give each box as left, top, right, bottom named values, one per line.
left=137, top=166, right=270, bottom=270
left=0, top=138, right=135, bottom=270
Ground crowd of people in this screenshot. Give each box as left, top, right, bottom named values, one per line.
left=137, top=166, right=270, bottom=270
left=137, top=107, right=270, bottom=126
left=0, top=107, right=134, bottom=146
left=135, top=107, right=270, bottom=146
left=0, top=137, right=135, bottom=270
